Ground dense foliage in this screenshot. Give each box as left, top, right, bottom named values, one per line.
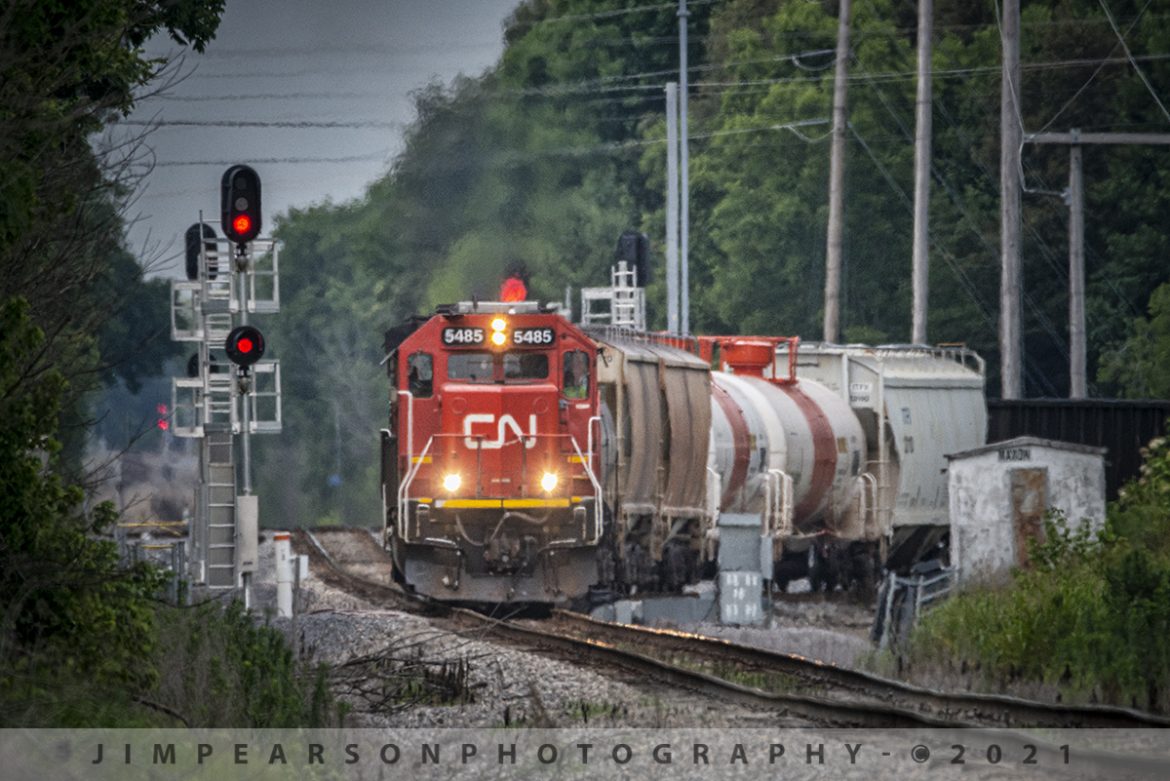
left=0, top=0, right=337, bottom=728
left=909, top=440, right=1170, bottom=712
left=259, top=0, right=1170, bottom=526
left=0, top=300, right=164, bottom=718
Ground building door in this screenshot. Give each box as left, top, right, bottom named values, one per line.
left=1010, top=467, right=1048, bottom=567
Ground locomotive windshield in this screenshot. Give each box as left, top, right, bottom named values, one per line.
left=448, top=352, right=549, bottom=383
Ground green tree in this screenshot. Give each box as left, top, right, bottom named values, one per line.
left=1099, top=282, right=1170, bottom=398
left=1, top=0, right=222, bottom=445
left=0, top=298, right=165, bottom=723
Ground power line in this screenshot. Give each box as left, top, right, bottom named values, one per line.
left=506, top=0, right=719, bottom=29
left=153, top=152, right=390, bottom=167
left=198, top=41, right=503, bottom=59
left=117, top=119, right=406, bottom=129
left=1099, top=0, right=1170, bottom=124
left=850, top=122, right=1060, bottom=395
left=155, top=91, right=382, bottom=102
left=1035, top=0, right=1153, bottom=134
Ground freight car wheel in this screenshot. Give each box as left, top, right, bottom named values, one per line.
left=809, top=546, right=828, bottom=592
left=849, top=543, right=878, bottom=600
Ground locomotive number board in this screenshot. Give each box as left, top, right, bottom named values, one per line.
left=512, top=327, right=555, bottom=346
left=442, top=327, right=484, bottom=346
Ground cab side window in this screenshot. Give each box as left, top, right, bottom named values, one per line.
left=563, top=350, right=589, bottom=399
left=407, top=352, right=433, bottom=398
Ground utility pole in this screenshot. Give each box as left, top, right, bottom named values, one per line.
left=678, top=0, right=691, bottom=335
left=1000, top=0, right=1023, bottom=398
left=1067, top=139, right=1085, bottom=399
left=1025, top=130, right=1170, bottom=398
left=823, top=0, right=852, bottom=344
left=911, top=0, right=933, bottom=345
left=666, top=82, right=680, bottom=334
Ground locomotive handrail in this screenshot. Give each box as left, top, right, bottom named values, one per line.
left=567, top=434, right=604, bottom=545
left=393, top=388, right=415, bottom=540
left=397, top=388, right=414, bottom=478
left=586, top=415, right=601, bottom=478
left=397, top=435, right=436, bottom=540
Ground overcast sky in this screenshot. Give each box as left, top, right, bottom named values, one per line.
left=114, top=0, right=521, bottom=277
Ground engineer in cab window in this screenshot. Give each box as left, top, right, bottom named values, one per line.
left=407, top=352, right=433, bottom=397
left=563, top=350, right=589, bottom=399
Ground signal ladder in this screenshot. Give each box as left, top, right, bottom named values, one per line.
left=580, top=261, right=646, bottom=331
left=170, top=231, right=281, bottom=590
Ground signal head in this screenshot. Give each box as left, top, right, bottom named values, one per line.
left=220, top=164, right=262, bottom=244
left=224, top=325, right=266, bottom=367
left=185, top=223, right=218, bottom=280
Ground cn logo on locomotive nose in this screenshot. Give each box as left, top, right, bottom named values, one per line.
left=462, top=414, right=539, bottom=449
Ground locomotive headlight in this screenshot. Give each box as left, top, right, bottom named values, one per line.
left=490, top=316, right=508, bottom=346
left=442, top=473, right=462, bottom=493
left=540, top=471, right=558, bottom=493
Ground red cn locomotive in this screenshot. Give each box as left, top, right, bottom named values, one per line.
left=381, top=290, right=602, bottom=604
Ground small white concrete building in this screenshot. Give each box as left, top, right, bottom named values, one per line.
left=946, top=436, right=1106, bottom=584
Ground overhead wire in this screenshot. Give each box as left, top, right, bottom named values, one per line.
left=117, top=119, right=406, bottom=129
left=153, top=152, right=391, bottom=167
left=867, top=4, right=1159, bottom=393
left=857, top=8, right=1078, bottom=393
left=1098, top=0, right=1170, bottom=124
left=1035, top=0, right=1153, bottom=134
left=850, top=120, right=1060, bottom=395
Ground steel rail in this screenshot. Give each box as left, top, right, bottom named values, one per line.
left=549, top=608, right=1170, bottom=729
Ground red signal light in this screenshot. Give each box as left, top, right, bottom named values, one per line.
left=221, top=164, right=262, bottom=244
left=225, top=325, right=266, bottom=367
left=500, top=276, right=527, bottom=302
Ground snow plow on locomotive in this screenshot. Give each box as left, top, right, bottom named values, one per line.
left=380, top=279, right=987, bottom=606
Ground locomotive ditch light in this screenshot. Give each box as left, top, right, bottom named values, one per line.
left=442, top=473, right=462, bottom=493
left=224, top=325, right=266, bottom=367
left=540, top=471, right=558, bottom=493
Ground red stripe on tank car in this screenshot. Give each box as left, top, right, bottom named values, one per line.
left=778, top=384, right=837, bottom=521
left=712, top=382, right=751, bottom=509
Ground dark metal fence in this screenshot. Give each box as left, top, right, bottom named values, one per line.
left=987, top=399, right=1170, bottom=499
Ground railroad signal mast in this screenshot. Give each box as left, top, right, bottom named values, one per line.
left=170, top=165, right=281, bottom=605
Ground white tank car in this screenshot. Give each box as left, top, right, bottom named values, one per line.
left=706, top=340, right=867, bottom=573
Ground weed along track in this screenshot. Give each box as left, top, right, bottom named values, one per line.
left=292, top=527, right=1170, bottom=730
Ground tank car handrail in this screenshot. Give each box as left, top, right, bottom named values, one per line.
left=765, top=469, right=794, bottom=536
left=858, top=472, right=880, bottom=537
